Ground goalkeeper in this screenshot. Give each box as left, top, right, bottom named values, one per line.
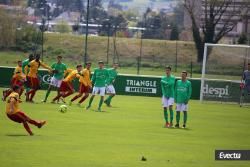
left=242, top=63, right=250, bottom=95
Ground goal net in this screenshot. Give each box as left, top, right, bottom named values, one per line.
left=200, top=43, right=250, bottom=104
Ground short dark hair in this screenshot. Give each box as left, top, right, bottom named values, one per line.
left=17, top=60, right=22, bottom=63
left=165, top=66, right=171, bottom=71
left=98, top=61, right=104, bottom=64
left=57, top=55, right=62, bottom=58
left=182, top=71, right=188, bottom=75
left=248, top=63, right=250, bottom=65
left=28, top=54, right=33, bottom=59
left=76, top=64, right=82, bottom=68
left=86, top=62, right=91, bottom=65
left=12, top=85, right=20, bottom=91
left=36, top=54, right=40, bottom=59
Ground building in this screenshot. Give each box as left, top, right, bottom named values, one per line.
left=183, top=0, right=250, bottom=40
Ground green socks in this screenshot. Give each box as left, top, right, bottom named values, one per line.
left=88, top=96, right=94, bottom=107
left=183, top=111, right=187, bottom=125
left=98, top=98, right=104, bottom=109
left=105, top=95, right=114, bottom=105
left=163, top=108, right=168, bottom=123
left=176, top=111, right=180, bottom=124
left=44, top=89, right=51, bottom=101
left=169, top=109, right=173, bottom=124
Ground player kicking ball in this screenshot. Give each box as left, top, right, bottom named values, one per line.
left=104, top=63, right=118, bottom=107
left=161, top=66, right=175, bottom=128
left=42, top=55, right=67, bottom=103
left=86, top=61, right=109, bottom=112
left=175, top=71, right=192, bottom=128
left=5, top=85, right=46, bottom=136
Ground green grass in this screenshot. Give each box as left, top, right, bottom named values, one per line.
left=0, top=88, right=250, bottom=167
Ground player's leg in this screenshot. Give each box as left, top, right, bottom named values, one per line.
left=104, top=85, right=116, bottom=107
left=62, top=82, right=74, bottom=98
left=78, top=93, right=89, bottom=104
left=43, top=84, right=53, bottom=102
left=70, top=83, right=84, bottom=105
left=183, top=111, right=187, bottom=128
left=175, top=104, right=181, bottom=128
left=98, top=87, right=106, bottom=112
left=53, top=81, right=66, bottom=103
left=52, top=92, right=62, bottom=103
left=29, top=89, right=37, bottom=102
left=182, top=104, right=188, bottom=128
left=78, top=86, right=90, bottom=105
left=168, top=98, right=174, bottom=127
left=162, top=96, right=169, bottom=127
left=7, top=112, right=34, bottom=135
left=28, top=77, right=39, bottom=102
left=19, top=86, right=24, bottom=97
left=25, top=76, right=31, bottom=101
left=86, top=87, right=98, bottom=109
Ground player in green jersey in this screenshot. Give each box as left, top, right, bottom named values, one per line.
left=42, top=56, right=67, bottom=103
left=161, top=66, right=175, bottom=128
left=86, top=61, right=109, bottom=112
left=104, top=63, right=118, bottom=107
left=174, top=71, right=192, bottom=128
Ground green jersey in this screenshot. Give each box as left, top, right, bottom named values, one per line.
left=51, top=63, right=67, bottom=80
left=91, top=68, right=109, bottom=87
left=175, top=80, right=192, bottom=103
left=106, top=68, right=118, bottom=85
left=22, top=59, right=29, bottom=73
left=161, top=75, right=175, bottom=98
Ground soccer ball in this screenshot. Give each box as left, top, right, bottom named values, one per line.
left=59, top=105, right=68, bottom=113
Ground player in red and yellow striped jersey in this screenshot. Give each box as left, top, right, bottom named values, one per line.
left=26, top=54, right=52, bottom=102
left=6, top=85, right=46, bottom=136
left=69, top=62, right=92, bottom=106
left=52, top=65, right=82, bottom=103
left=2, top=61, right=26, bottom=101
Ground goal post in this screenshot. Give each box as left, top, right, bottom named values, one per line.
left=200, top=43, right=250, bottom=103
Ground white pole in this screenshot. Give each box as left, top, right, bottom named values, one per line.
left=200, top=43, right=208, bottom=102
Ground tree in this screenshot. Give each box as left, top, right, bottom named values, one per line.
left=184, top=0, right=249, bottom=62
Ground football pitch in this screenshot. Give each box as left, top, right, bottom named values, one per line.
left=0, top=88, right=250, bottom=167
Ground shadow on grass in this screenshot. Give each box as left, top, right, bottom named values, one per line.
left=6, top=134, right=42, bottom=137
left=6, top=134, right=29, bottom=137
left=163, top=127, right=192, bottom=131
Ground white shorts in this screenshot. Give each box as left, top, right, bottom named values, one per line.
left=106, top=84, right=116, bottom=94
left=50, top=77, right=63, bottom=88
left=162, top=97, right=174, bottom=107
left=92, top=86, right=106, bottom=96
left=176, top=103, right=188, bottom=112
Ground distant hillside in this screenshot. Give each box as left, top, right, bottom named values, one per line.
left=104, top=0, right=179, bottom=13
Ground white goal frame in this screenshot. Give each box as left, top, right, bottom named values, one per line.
left=200, top=43, right=250, bottom=102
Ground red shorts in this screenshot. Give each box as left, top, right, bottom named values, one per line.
left=27, top=76, right=40, bottom=89
left=60, top=81, right=74, bottom=92
left=11, top=78, right=24, bottom=87
left=79, top=83, right=90, bottom=93
left=7, top=111, right=28, bottom=123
